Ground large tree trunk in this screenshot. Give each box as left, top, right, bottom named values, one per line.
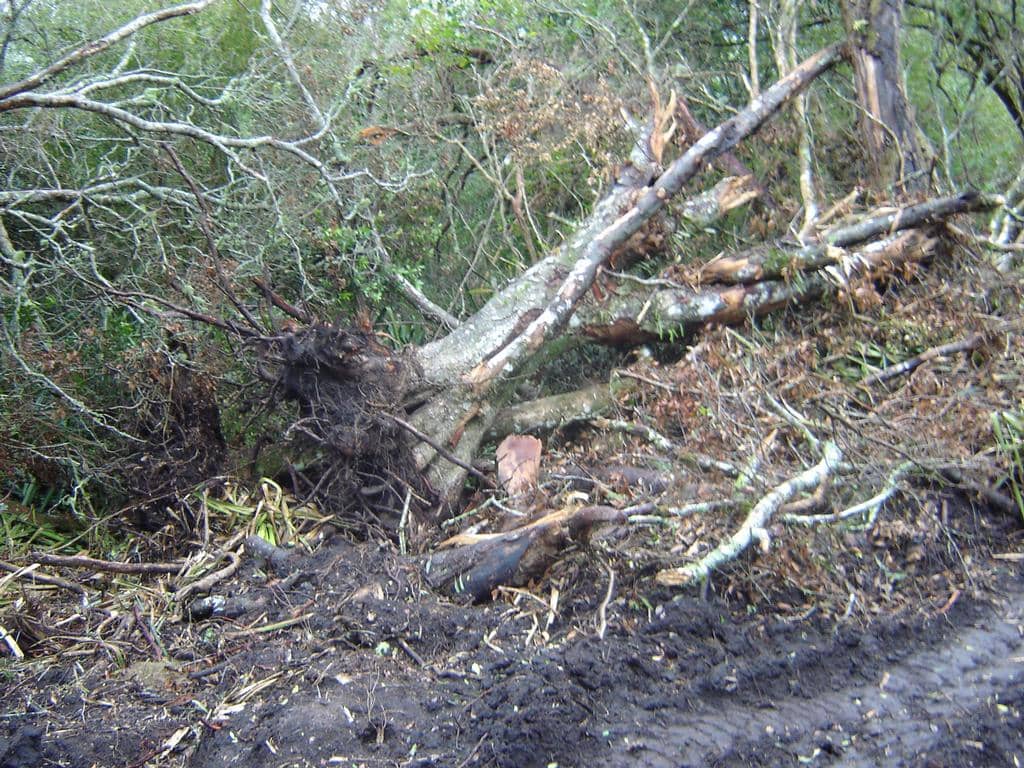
left=263, top=37, right=996, bottom=561
left=842, top=0, right=929, bottom=193
left=403, top=44, right=845, bottom=510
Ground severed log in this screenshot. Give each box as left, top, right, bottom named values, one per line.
left=423, top=505, right=626, bottom=601
left=697, top=192, right=998, bottom=284
left=485, top=380, right=629, bottom=442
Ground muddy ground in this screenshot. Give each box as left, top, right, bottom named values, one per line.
left=2, top=491, right=1022, bottom=768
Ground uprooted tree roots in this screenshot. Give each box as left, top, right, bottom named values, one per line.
left=260, top=324, right=430, bottom=535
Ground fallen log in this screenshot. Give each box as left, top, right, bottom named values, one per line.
left=696, top=192, right=997, bottom=284
left=579, top=228, right=942, bottom=343
left=424, top=505, right=626, bottom=601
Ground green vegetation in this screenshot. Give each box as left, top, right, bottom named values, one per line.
left=1, top=0, right=1022, bottom=542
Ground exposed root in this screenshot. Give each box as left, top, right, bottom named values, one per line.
left=261, top=323, right=429, bottom=534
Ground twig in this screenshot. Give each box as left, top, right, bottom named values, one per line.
left=0, top=624, right=24, bottom=659
left=629, top=499, right=736, bottom=524
left=784, top=461, right=912, bottom=527
left=26, top=553, right=183, bottom=575
left=666, top=499, right=738, bottom=517
left=253, top=277, right=313, bottom=324
left=398, top=488, right=412, bottom=555
left=174, top=551, right=241, bottom=602
left=224, top=613, right=313, bottom=638
left=396, top=638, right=425, bottom=667
left=0, top=561, right=88, bottom=595
left=596, top=562, right=615, bottom=640
left=657, top=442, right=843, bottom=586
left=591, top=417, right=673, bottom=452
left=389, top=415, right=494, bottom=487
left=862, top=333, right=984, bottom=385
left=133, top=602, right=164, bottom=660
left=936, top=466, right=1019, bottom=518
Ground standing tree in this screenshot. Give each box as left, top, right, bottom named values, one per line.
left=841, top=0, right=931, bottom=193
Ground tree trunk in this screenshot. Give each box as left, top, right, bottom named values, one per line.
left=404, top=44, right=845, bottom=509
left=843, top=0, right=929, bottom=193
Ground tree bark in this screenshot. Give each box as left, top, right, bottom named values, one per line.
left=843, top=0, right=929, bottom=193
left=406, top=43, right=845, bottom=506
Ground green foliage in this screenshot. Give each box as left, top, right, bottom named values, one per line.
left=2, top=0, right=1021, bottom=527
left=991, top=410, right=1024, bottom=519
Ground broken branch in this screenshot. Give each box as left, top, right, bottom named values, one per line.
left=656, top=441, right=843, bottom=586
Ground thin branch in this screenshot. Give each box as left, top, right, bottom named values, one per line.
left=258, top=0, right=325, bottom=131
left=0, top=0, right=218, bottom=102
left=785, top=461, right=913, bottom=526
left=372, top=228, right=460, bottom=330
left=862, top=333, right=984, bottom=385
left=26, top=552, right=185, bottom=575
left=0, top=561, right=88, bottom=595
left=657, top=441, right=843, bottom=586
left=389, top=414, right=495, bottom=487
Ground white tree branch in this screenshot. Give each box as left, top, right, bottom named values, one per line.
left=656, top=441, right=843, bottom=586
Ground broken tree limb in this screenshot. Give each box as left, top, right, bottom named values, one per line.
left=861, top=333, right=985, bottom=385
left=26, top=552, right=185, bottom=576
left=390, top=414, right=495, bottom=488
left=673, top=175, right=763, bottom=229
left=424, top=505, right=626, bottom=601
left=580, top=229, right=938, bottom=342
left=408, top=174, right=764, bottom=499
left=784, top=461, right=912, bottom=527
left=698, top=192, right=998, bottom=284
left=656, top=441, right=843, bottom=586
left=462, top=43, right=844, bottom=391
left=485, top=382, right=627, bottom=442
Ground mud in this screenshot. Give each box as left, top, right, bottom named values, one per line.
left=3, top=527, right=1021, bottom=768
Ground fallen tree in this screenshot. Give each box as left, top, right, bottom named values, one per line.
left=255, top=42, right=996, bottom=555
left=294, top=44, right=849, bottom=525
left=2, top=3, right=1010, bottom=599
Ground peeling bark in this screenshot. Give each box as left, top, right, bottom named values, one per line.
left=842, top=0, right=929, bottom=192
left=579, top=229, right=941, bottom=340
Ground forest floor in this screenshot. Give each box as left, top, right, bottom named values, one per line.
left=3, top=248, right=1024, bottom=767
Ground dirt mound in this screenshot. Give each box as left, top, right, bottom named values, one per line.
left=188, top=568, right=1024, bottom=768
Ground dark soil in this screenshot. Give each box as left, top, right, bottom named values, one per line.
left=2, top=501, right=1022, bottom=768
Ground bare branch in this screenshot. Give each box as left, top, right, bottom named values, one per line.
left=656, top=442, right=843, bottom=586
left=0, top=0, right=218, bottom=102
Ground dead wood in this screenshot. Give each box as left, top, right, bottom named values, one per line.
left=0, top=562, right=88, bottom=595
left=26, top=552, right=184, bottom=575
left=463, top=43, right=844, bottom=391
left=579, top=229, right=941, bottom=341
left=656, top=442, right=844, bottom=586
left=697, top=192, right=997, bottom=284
left=486, top=382, right=625, bottom=442
left=424, top=505, right=626, bottom=601
left=400, top=44, right=843, bottom=506
left=862, top=333, right=985, bottom=385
